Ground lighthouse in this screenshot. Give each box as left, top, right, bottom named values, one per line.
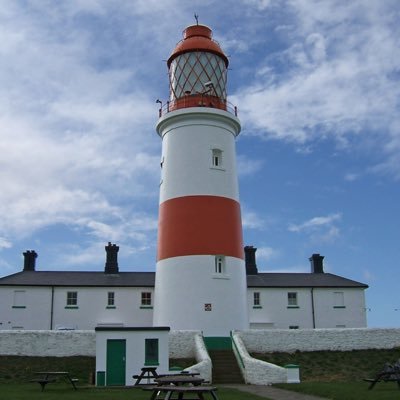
left=153, top=24, right=249, bottom=338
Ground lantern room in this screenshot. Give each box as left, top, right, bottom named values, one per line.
left=167, top=24, right=229, bottom=111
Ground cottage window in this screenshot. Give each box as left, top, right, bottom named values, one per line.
left=13, top=290, right=26, bottom=308
left=145, top=338, right=159, bottom=365
left=253, top=292, right=260, bottom=306
left=287, top=292, right=298, bottom=306
left=66, top=291, right=78, bottom=306
left=107, top=292, right=115, bottom=307
left=333, top=291, right=345, bottom=308
left=141, top=292, right=152, bottom=306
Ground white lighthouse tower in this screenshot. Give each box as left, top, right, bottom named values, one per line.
left=153, top=24, right=248, bottom=338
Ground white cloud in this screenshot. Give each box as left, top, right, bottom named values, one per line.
left=0, top=238, right=12, bottom=250
left=232, top=0, right=400, bottom=178
left=288, top=213, right=341, bottom=232
left=288, top=213, right=341, bottom=243
left=256, top=246, right=279, bottom=262
left=344, top=173, right=360, bottom=182
left=242, top=208, right=265, bottom=230
left=237, top=155, right=264, bottom=176
left=0, top=2, right=164, bottom=248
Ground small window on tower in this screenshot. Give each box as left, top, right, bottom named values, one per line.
left=215, top=256, right=225, bottom=274
left=211, top=149, right=223, bottom=168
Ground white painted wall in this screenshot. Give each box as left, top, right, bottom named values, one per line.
left=0, top=286, right=52, bottom=330
left=3, top=328, right=397, bottom=358
left=248, top=287, right=367, bottom=329
left=168, top=330, right=212, bottom=382
left=154, top=255, right=248, bottom=336
left=95, top=328, right=169, bottom=386
left=0, top=286, right=154, bottom=330
left=313, top=288, right=367, bottom=328
left=0, top=330, right=95, bottom=356
left=232, top=332, right=287, bottom=385
left=157, top=108, right=241, bottom=203
left=235, top=328, right=400, bottom=352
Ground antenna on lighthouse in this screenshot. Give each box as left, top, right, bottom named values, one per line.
left=194, top=13, right=199, bottom=25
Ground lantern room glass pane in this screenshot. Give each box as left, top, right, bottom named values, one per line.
left=169, top=52, right=227, bottom=102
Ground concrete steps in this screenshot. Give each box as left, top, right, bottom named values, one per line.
left=209, top=349, right=244, bottom=384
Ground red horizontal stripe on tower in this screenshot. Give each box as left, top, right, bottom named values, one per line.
left=157, top=195, right=244, bottom=261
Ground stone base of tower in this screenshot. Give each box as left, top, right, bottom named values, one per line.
left=153, top=255, right=249, bottom=336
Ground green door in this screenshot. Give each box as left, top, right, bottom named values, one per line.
left=106, top=339, right=126, bottom=386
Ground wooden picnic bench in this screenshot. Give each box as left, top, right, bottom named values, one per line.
left=133, top=367, right=160, bottom=385
left=30, top=377, right=57, bottom=391
left=31, top=371, right=79, bottom=391
left=143, top=385, right=219, bottom=400
left=364, top=360, right=400, bottom=389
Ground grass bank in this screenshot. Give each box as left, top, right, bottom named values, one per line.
left=252, top=347, right=400, bottom=381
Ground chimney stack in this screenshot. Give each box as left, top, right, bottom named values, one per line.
left=105, top=242, right=119, bottom=274
left=309, top=253, right=324, bottom=273
left=244, top=246, right=258, bottom=275
left=23, top=250, right=37, bottom=271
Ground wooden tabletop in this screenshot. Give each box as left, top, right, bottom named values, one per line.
left=155, top=375, right=204, bottom=385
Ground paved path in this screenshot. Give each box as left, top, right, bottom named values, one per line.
left=222, top=384, right=328, bottom=400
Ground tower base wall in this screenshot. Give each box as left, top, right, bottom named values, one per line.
left=153, top=255, right=249, bottom=336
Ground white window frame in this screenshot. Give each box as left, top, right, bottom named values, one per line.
left=287, top=292, right=298, bottom=307
left=253, top=292, right=261, bottom=307
left=333, top=291, right=345, bottom=308
left=66, top=291, right=78, bottom=307
left=13, top=290, right=26, bottom=308
left=107, top=291, right=115, bottom=307
left=215, top=255, right=225, bottom=274
left=141, top=292, right=152, bottom=307
left=211, top=148, right=223, bottom=169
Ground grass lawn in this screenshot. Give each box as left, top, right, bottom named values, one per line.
left=2, top=350, right=400, bottom=400
left=1, top=383, right=269, bottom=400
left=276, top=381, right=400, bottom=400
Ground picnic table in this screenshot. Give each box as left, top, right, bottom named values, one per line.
left=364, top=360, right=400, bottom=390
left=144, top=385, right=218, bottom=400
left=31, top=371, right=78, bottom=391
left=154, top=375, right=204, bottom=386
left=133, top=367, right=160, bottom=385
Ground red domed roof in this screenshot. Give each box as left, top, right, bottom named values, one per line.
left=167, top=24, right=229, bottom=68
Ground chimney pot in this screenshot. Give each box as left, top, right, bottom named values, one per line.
left=105, top=242, right=119, bottom=274
left=309, top=253, right=324, bottom=273
left=244, top=246, right=258, bottom=275
left=23, top=250, right=37, bottom=271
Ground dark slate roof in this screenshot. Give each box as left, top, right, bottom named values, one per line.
left=0, top=270, right=368, bottom=289
left=0, top=271, right=155, bottom=287
left=247, top=272, right=368, bottom=288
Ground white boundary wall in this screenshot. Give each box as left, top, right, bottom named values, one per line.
left=2, top=328, right=400, bottom=356
left=235, top=328, right=400, bottom=352
left=0, top=330, right=212, bottom=382
left=1, top=328, right=400, bottom=385
left=0, top=330, right=95, bottom=356
left=232, top=328, right=400, bottom=385
left=232, top=332, right=287, bottom=385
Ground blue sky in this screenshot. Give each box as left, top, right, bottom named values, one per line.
left=1, top=1, right=399, bottom=328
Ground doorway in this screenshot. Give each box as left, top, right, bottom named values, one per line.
left=106, top=339, right=126, bottom=385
